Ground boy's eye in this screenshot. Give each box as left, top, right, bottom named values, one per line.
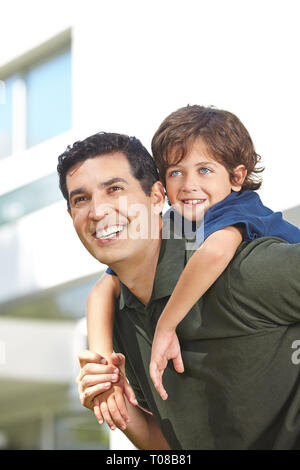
left=199, top=167, right=212, bottom=174
left=168, top=170, right=182, bottom=177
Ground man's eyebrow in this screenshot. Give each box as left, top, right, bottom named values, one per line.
left=69, top=187, right=86, bottom=202
left=99, top=177, right=128, bottom=188
left=69, top=178, right=128, bottom=203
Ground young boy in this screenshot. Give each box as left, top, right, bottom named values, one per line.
left=87, top=105, right=300, bottom=427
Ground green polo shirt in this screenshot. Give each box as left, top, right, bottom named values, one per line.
left=113, top=235, right=300, bottom=449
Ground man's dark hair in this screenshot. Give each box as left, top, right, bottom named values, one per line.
left=151, top=105, right=264, bottom=190
left=57, top=132, right=159, bottom=208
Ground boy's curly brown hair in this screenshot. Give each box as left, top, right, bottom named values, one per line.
left=151, top=105, right=264, bottom=191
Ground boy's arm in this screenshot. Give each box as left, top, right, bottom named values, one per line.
left=150, top=226, right=242, bottom=399
left=86, top=273, right=138, bottom=425
left=86, top=272, right=120, bottom=362
left=157, top=226, right=242, bottom=330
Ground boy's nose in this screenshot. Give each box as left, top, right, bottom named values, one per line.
left=181, top=175, right=200, bottom=192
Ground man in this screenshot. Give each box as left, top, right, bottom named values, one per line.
left=57, top=132, right=300, bottom=450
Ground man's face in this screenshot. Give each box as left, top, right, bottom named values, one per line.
left=67, top=152, right=162, bottom=267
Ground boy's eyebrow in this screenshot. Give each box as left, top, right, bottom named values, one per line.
left=69, top=178, right=128, bottom=202
left=195, top=161, right=218, bottom=167
left=167, top=160, right=218, bottom=169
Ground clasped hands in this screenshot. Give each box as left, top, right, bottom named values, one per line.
left=77, top=325, right=184, bottom=430
left=76, top=350, right=138, bottom=431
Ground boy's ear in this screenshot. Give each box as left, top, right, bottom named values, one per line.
left=151, top=181, right=165, bottom=213
left=231, top=165, right=247, bottom=191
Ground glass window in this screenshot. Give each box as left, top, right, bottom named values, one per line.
left=0, top=173, right=63, bottom=226
left=26, top=48, right=72, bottom=148
left=0, top=76, right=15, bottom=159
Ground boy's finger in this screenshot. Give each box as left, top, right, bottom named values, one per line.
left=100, top=401, right=117, bottom=431
left=78, top=349, right=107, bottom=368
left=156, top=377, right=168, bottom=401
left=107, top=396, right=127, bottom=431
left=173, top=353, right=185, bottom=374
left=111, top=352, right=124, bottom=368
left=149, top=360, right=158, bottom=387
left=150, top=362, right=168, bottom=400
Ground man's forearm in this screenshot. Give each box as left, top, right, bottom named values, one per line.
left=122, top=399, right=170, bottom=450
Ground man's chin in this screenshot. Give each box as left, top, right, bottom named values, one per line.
left=86, top=244, right=124, bottom=267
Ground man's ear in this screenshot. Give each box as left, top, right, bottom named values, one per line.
left=67, top=208, right=72, bottom=217
left=231, top=165, right=247, bottom=191
left=151, top=181, right=165, bottom=214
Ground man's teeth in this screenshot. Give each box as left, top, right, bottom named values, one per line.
left=96, top=225, right=124, bottom=239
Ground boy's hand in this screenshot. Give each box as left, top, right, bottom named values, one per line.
left=93, top=380, right=130, bottom=431
left=149, top=327, right=184, bottom=400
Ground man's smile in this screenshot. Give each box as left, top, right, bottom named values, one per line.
left=92, top=224, right=127, bottom=244
left=95, top=224, right=126, bottom=239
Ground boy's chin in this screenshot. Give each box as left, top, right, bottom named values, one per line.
left=181, top=213, right=197, bottom=222
left=181, top=207, right=205, bottom=223
left=171, top=204, right=203, bottom=222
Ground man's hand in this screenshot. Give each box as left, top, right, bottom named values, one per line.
left=149, top=327, right=184, bottom=400
left=77, top=350, right=138, bottom=430
left=76, top=350, right=120, bottom=410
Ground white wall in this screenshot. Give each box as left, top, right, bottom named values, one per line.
left=1, top=1, right=300, bottom=213
left=0, top=317, right=80, bottom=381
left=71, top=0, right=300, bottom=212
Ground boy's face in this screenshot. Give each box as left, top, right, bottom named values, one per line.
left=165, top=137, right=245, bottom=221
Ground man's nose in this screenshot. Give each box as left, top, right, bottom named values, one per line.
left=88, top=194, right=110, bottom=220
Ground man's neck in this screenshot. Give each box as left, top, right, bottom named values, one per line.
left=111, top=237, right=162, bottom=306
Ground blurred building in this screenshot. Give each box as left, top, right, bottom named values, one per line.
left=0, top=16, right=136, bottom=450
left=0, top=0, right=299, bottom=451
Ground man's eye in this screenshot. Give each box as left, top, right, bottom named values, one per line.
left=108, top=186, right=123, bottom=193
left=74, top=196, right=87, bottom=205
left=199, top=167, right=212, bottom=174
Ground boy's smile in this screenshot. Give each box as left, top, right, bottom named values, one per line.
left=165, top=137, right=246, bottom=220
